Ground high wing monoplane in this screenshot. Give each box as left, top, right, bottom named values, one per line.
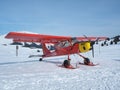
left=5, top=32, right=107, bottom=68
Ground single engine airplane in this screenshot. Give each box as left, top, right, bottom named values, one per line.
left=5, top=32, right=107, bottom=68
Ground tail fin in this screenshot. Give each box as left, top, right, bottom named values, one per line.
left=41, top=43, right=51, bottom=56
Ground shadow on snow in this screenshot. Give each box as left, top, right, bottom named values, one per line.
left=0, top=57, right=65, bottom=66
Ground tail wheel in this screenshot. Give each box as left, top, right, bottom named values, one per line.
left=39, top=58, right=43, bottom=61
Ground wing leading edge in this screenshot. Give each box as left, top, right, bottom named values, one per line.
left=5, top=32, right=108, bottom=43
left=5, top=32, right=71, bottom=43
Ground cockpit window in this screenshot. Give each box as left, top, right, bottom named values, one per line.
left=57, top=41, right=71, bottom=48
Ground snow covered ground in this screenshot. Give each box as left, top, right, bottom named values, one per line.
left=0, top=35, right=120, bottom=90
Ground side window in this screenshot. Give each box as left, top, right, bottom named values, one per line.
left=57, top=41, right=71, bottom=48
left=64, top=41, right=71, bottom=47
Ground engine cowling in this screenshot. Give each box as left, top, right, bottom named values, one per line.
left=79, top=42, right=91, bottom=53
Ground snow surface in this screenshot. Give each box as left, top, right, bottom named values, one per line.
left=0, top=35, right=120, bottom=90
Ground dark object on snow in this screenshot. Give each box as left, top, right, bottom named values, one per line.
left=101, top=43, right=104, bottom=46
left=37, top=50, right=40, bottom=52
left=62, top=60, right=75, bottom=69
left=63, top=60, right=70, bottom=68
left=110, top=41, right=113, bottom=45
left=23, top=42, right=30, bottom=47
left=30, top=43, right=42, bottom=48
left=84, top=58, right=90, bottom=65
left=23, top=42, right=42, bottom=48
left=10, top=42, right=23, bottom=45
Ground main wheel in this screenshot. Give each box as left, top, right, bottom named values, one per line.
left=63, top=60, right=70, bottom=67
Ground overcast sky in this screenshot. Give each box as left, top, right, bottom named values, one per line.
left=0, top=0, right=120, bottom=37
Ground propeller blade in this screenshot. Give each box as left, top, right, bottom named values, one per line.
left=91, top=41, right=95, bottom=58
left=83, top=35, right=96, bottom=58
left=92, top=45, right=94, bottom=58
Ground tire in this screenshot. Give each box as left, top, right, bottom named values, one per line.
left=63, top=60, right=70, bottom=67
left=39, top=58, right=43, bottom=61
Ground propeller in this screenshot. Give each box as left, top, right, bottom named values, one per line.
left=72, top=35, right=99, bottom=58
left=83, top=35, right=98, bottom=58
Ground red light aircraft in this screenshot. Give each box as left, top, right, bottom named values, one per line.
left=5, top=32, right=107, bottom=68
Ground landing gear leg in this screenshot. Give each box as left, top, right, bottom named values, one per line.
left=62, top=55, right=71, bottom=67
left=67, top=54, right=71, bottom=60
left=77, top=53, right=86, bottom=59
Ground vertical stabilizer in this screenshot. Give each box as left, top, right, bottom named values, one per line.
left=41, top=43, right=51, bottom=56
